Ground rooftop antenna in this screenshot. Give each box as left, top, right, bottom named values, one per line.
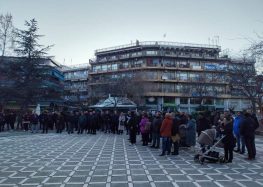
left=208, top=37, right=210, bottom=46
left=215, top=35, right=220, bottom=46
left=163, top=33, right=166, bottom=41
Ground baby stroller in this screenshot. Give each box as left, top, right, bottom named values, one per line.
left=194, top=128, right=225, bottom=164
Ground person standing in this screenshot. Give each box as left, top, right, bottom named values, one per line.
left=221, top=114, right=235, bottom=163
left=78, top=111, right=87, bottom=134
left=240, top=112, right=259, bottom=160
left=16, top=112, right=23, bottom=130
left=0, top=112, right=5, bottom=132
left=233, top=112, right=245, bottom=154
left=112, top=110, right=119, bottom=134
left=23, top=112, right=31, bottom=132
left=42, top=111, right=49, bottom=134
left=197, top=114, right=210, bottom=136
left=129, top=111, right=137, bottom=145
left=30, top=112, right=39, bottom=133
left=151, top=111, right=162, bottom=149
left=186, top=114, right=196, bottom=151
left=90, top=111, right=98, bottom=135
left=57, top=113, right=65, bottom=133
left=160, top=113, right=173, bottom=156
left=139, top=113, right=150, bottom=146
left=171, top=113, right=180, bottom=155
left=118, top=112, right=126, bottom=134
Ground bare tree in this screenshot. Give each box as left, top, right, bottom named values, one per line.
left=0, top=13, right=15, bottom=56
left=229, top=53, right=258, bottom=113
left=89, top=73, right=145, bottom=107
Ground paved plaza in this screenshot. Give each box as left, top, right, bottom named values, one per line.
left=0, top=132, right=263, bottom=187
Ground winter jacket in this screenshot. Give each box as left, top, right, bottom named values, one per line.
left=186, top=119, right=196, bottom=146
left=152, top=116, right=162, bottom=133
left=160, top=114, right=173, bottom=137
left=240, top=115, right=257, bottom=138
left=221, top=119, right=236, bottom=148
left=197, top=117, right=210, bottom=135
left=233, top=115, right=243, bottom=136
left=139, top=117, right=149, bottom=134
left=78, top=115, right=87, bottom=127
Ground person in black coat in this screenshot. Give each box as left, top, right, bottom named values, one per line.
left=151, top=112, right=162, bottom=148
left=197, top=114, right=210, bottom=136
left=240, top=112, right=259, bottom=160
left=129, top=111, right=137, bottom=145
left=221, top=114, right=235, bottom=163
left=171, top=114, right=180, bottom=155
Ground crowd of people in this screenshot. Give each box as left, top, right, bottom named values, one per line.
left=0, top=109, right=260, bottom=162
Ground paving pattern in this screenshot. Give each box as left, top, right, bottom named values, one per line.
left=0, top=131, right=263, bottom=187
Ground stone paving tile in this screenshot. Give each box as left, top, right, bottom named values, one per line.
left=0, top=132, right=263, bottom=186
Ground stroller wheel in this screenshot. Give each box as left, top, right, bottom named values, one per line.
left=194, top=154, right=199, bottom=162
left=199, top=156, right=205, bottom=164
left=219, top=156, right=225, bottom=164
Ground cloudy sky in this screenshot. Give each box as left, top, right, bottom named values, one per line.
left=1, top=0, right=263, bottom=65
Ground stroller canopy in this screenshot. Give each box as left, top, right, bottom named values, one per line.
left=197, top=129, right=217, bottom=146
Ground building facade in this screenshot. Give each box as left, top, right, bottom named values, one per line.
left=89, top=41, right=254, bottom=112
left=63, top=64, right=89, bottom=107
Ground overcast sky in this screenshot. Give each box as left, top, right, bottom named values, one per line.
left=1, top=0, right=263, bottom=65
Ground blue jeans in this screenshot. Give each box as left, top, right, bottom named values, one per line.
left=162, top=137, right=171, bottom=154
left=236, top=134, right=245, bottom=153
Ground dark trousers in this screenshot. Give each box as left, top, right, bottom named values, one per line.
left=78, top=124, right=84, bottom=134
left=67, top=123, right=74, bottom=134
left=172, top=141, right=179, bottom=155
left=224, top=145, right=233, bottom=162
left=245, top=136, right=256, bottom=159
left=152, top=132, right=160, bottom=148
left=0, top=122, right=4, bottom=132
left=91, top=125, right=96, bottom=134
left=142, top=133, right=149, bottom=145
left=130, top=130, right=137, bottom=144
left=24, top=123, right=29, bottom=131
left=42, top=123, right=48, bottom=133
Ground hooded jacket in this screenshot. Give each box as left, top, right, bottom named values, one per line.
left=160, top=114, right=173, bottom=137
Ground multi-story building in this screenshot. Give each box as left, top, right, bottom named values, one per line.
left=0, top=56, right=64, bottom=110
left=63, top=64, right=89, bottom=107
left=89, top=41, right=255, bottom=112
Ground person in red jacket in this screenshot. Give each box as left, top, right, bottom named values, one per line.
left=160, top=113, right=173, bottom=156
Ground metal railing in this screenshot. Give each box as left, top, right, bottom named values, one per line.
left=95, top=41, right=221, bottom=53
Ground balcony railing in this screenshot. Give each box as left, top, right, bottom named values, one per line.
left=95, top=41, right=221, bottom=54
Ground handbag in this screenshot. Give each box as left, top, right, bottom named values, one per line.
left=171, top=134, right=180, bottom=143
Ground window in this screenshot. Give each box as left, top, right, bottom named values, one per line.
left=107, top=64, right=112, bottom=71
left=164, top=97, right=175, bottom=104
left=112, top=64, right=118, bottom=70
left=146, top=50, right=158, bottom=55
left=203, top=98, right=213, bottom=105
left=180, top=98, right=188, bottom=104
left=134, top=60, right=143, bottom=67
left=190, top=98, right=202, bottom=104
left=101, top=65, right=107, bottom=71
left=178, top=61, right=190, bottom=68
left=179, top=72, right=188, bottom=81
left=163, top=59, right=176, bottom=67
left=215, top=99, right=224, bottom=105
left=93, top=65, right=101, bottom=72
